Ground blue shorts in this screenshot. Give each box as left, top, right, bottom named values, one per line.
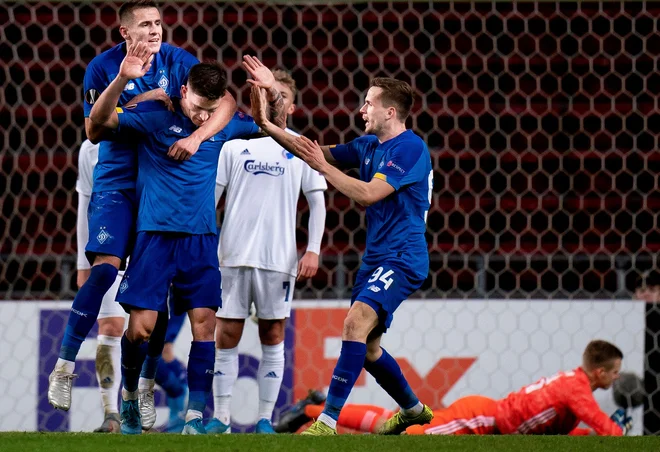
left=85, top=190, right=137, bottom=265
left=351, top=260, right=425, bottom=331
left=116, top=232, right=222, bottom=315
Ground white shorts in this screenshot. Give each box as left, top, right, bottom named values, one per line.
left=97, top=273, right=127, bottom=320
left=217, top=267, right=294, bottom=320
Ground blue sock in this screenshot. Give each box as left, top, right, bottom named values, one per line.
left=139, top=312, right=168, bottom=380
left=187, top=341, right=215, bottom=413
left=59, top=263, right=118, bottom=361
left=322, top=341, right=367, bottom=421
left=364, top=347, right=419, bottom=410
left=121, top=334, right=148, bottom=393
left=155, top=359, right=185, bottom=398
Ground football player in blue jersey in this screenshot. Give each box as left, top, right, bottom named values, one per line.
left=251, top=77, right=435, bottom=435
left=88, top=42, right=284, bottom=434
left=48, top=0, right=237, bottom=429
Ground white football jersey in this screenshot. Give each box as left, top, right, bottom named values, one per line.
left=76, top=139, right=99, bottom=197
left=216, top=130, right=327, bottom=276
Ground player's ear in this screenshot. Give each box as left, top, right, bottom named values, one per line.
left=288, top=103, right=296, bottom=116
left=180, top=85, right=187, bottom=99
left=119, top=26, right=130, bottom=41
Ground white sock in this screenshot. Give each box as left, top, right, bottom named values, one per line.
left=96, top=335, right=121, bottom=415
left=318, top=413, right=337, bottom=429
left=212, top=346, right=239, bottom=424
left=401, top=402, right=423, bottom=417
left=138, top=377, right=155, bottom=391
left=55, top=358, right=75, bottom=374
left=185, top=409, right=203, bottom=423
left=257, top=342, right=285, bottom=421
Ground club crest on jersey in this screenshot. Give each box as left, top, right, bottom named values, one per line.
left=119, top=278, right=129, bottom=293
left=282, top=149, right=294, bottom=160
left=85, top=89, right=99, bottom=105
left=169, top=125, right=183, bottom=133
left=244, top=160, right=285, bottom=176
left=158, top=74, right=169, bottom=90
left=124, top=82, right=135, bottom=91
left=96, top=227, right=112, bottom=244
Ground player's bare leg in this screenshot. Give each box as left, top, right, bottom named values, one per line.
left=49, top=254, right=121, bottom=411
left=208, top=318, right=245, bottom=434
left=94, top=316, right=124, bottom=433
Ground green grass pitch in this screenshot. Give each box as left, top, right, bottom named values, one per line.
left=0, top=433, right=659, bottom=452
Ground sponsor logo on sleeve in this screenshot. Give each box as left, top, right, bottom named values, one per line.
left=85, top=89, right=99, bottom=105
left=386, top=160, right=406, bottom=174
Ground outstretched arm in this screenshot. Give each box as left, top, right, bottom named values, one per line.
left=294, top=136, right=395, bottom=207
left=89, top=41, right=153, bottom=134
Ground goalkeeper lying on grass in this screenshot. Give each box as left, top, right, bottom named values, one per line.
left=278, top=340, right=632, bottom=436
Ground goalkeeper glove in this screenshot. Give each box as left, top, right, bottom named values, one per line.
left=610, top=408, right=633, bottom=435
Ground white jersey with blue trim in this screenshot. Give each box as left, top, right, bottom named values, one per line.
left=216, top=129, right=327, bottom=277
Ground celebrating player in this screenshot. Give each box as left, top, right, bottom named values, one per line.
left=48, top=0, right=237, bottom=423
left=278, top=340, right=632, bottom=436
left=206, top=70, right=327, bottom=434
left=251, top=78, right=434, bottom=435
left=88, top=41, right=283, bottom=434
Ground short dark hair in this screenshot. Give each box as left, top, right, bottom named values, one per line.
left=187, top=62, right=227, bottom=101
left=369, top=77, right=415, bottom=121
left=118, top=0, right=159, bottom=24
left=583, top=340, right=623, bottom=370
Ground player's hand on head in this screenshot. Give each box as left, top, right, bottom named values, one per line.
left=250, top=85, right=269, bottom=126
left=294, top=136, right=326, bottom=172
left=297, top=251, right=319, bottom=280
left=242, top=55, right=275, bottom=89
left=610, top=408, right=633, bottom=435
left=120, top=41, right=153, bottom=80
left=168, top=135, right=202, bottom=161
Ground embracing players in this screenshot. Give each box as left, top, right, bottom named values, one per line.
left=48, top=0, right=236, bottom=431
left=88, top=40, right=284, bottom=434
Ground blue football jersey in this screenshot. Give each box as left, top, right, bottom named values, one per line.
left=330, top=130, right=432, bottom=277
left=117, top=102, right=260, bottom=235
left=83, top=42, right=199, bottom=193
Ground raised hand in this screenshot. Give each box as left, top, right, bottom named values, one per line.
left=293, top=136, right=327, bottom=173
left=250, top=85, right=269, bottom=127
left=242, top=55, right=275, bottom=90
left=119, top=41, right=153, bottom=80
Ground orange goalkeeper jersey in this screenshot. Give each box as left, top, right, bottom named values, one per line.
left=495, top=367, right=623, bottom=436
